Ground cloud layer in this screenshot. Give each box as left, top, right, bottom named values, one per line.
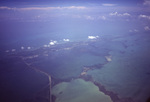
left=0, top=6, right=86, bottom=11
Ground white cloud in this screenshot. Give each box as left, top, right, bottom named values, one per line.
left=62, top=6, right=86, bottom=10
left=49, top=40, right=57, bottom=45
left=109, top=12, right=118, bottom=16
left=139, top=15, right=147, bottom=18
left=0, top=6, right=86, bottom=11
left=144, top=26, right=150, bottom=31
left=88, top=36, right=99, bottom=40
left=0, top=6, right=12, bottom=10
left=27, top=47, right=31, bottom=50
left=139, top=14, right=150, bottom=20
left=21, top=46, right=24, bottom=50
left=102, top=4, right=117, bottom=7
left=63, top=39, right=70, bottom=42
left=43, top=45, right=48, bottom=47
left=49, top=42, right=55, bottom=45
left=123, top=13, right=130, bottom=16
left=109, top=12, right=131, bottom=17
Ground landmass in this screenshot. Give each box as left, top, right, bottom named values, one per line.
left=1, top=38, right=136, bottom=102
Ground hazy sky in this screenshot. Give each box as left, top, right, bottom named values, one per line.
left=0, top=0, right=150, bottom=38
left=0, top=0, right=149, bottom=20
left=0, top=0, right=145, bottom=6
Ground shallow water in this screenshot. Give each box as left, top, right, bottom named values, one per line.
left=87, top=33, right=150, bottom=102
left=52, top=79, right=112, bottom=102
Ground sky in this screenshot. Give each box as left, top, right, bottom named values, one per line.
left=0, top=0, right=145, bottom=6
left=0, top=0, right=150, bottom=31
left=0, top=0, right=150, bottom=21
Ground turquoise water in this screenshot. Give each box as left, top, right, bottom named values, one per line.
left=52, top=79, right=112, bottom=102
left=87, top=33, right=150, bottom=102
